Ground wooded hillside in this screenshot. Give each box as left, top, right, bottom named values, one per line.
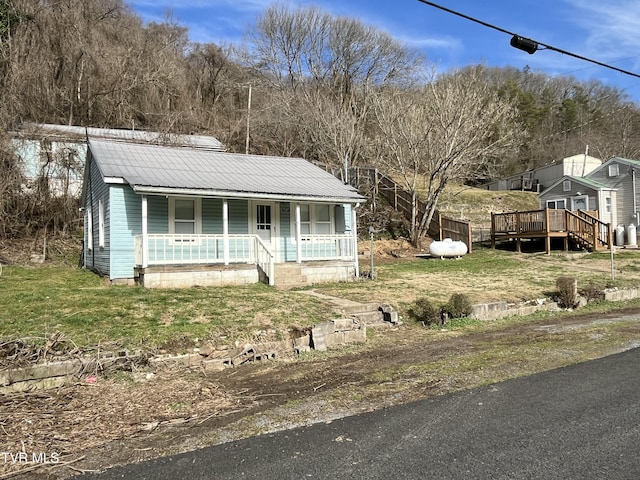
left=2, top=0, right=640, bottom=240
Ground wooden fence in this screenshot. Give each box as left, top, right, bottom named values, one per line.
left=311, top=162, right=472, bottom=251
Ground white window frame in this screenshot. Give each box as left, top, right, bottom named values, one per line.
left=562, top=180, right=571, bottom=192
left=98, top=199, right=105, bottom=248
left=87, top=206, right=93, bottom=250
left=546, top=199, right=566, bottom=210
left=293, top=203, right=335, bottom=241
left=169, top=197, right=201, bottom=243
left=605, top=197, right=612, bottom=214
left=608, top=164, right=619, bottom=177
left=570, top=195, right=589, bottom=211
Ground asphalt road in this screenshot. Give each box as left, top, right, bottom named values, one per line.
left=83, top=346, right=640, bottom=480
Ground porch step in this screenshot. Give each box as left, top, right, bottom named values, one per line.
left=274, top=263, right=308, bottom=288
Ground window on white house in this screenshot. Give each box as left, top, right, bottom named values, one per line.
left=562, top=180, right=571, bottom=192
left=546, top=199, right=566, bottom=209
left=300, top=204, right=311, bottom=234
left=174, top=199, right=196, bottom=234
left=608, top=164, right=619, bottom=177
left=605, top=197, right=612, bottom=213
left=315, top=204, right=331, bottom=234
left=98, top=199, right=105, bottom=248
left=296, top=204, right=334, bottom=236
left=87, top=206, right=93, bottom=250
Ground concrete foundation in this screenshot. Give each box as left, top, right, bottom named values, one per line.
left=136, top=264, right=259, bottom=288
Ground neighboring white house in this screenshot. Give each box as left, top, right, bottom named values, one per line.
left=9, top=123, right=225, bottom=197
left=483, top=153, right=602, bottom=192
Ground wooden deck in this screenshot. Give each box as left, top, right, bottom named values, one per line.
left=491, top=209, right=612, bottom=253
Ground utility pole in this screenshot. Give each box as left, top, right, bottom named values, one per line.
left=245, top=84, right=252, bottom=155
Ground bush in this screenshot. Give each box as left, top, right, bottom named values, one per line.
left=556, top=276, right=578, bottom=308
left=442, top=293, right=473, bottom=319
left=579, top=282, right=605, bottom=303
left=408, top=297, right=441, bottom=326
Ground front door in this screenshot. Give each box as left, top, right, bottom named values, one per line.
left=256, top=203, right=274, bottom=245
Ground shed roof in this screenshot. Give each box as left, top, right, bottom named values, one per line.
left=88, top=140, right=364, bottom=203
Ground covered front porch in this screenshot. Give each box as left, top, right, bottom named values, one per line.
left=132, top=195, right=360, bottom=288
left=133, top=232, right=357, bottom=288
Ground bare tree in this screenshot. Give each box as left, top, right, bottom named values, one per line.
left=373, top=66, right=522, bottom=244
left=240, top=3, right=423, bottom=166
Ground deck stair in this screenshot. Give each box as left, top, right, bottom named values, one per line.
left=491, top=208, right=612, bottom=253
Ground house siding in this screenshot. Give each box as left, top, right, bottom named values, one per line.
left=540, top=180, right=598, bottom=211
left=279, top=202, right=296, bottom=262
left=202, top=198, right=223, bottom=234
left=589, top=160, right=637, bottom=226
left=109, top=185, right=141, bottom=280
left=228, top=199, right=249, bottom=234
left=85, top=156, right=110, bottom=276
left=147, top=196, right=168, bottom=234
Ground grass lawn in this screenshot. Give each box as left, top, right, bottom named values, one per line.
left=2, top=245, right=640, bottom=351
left=312, top=245, right=640, bottom=312
left=0, top=265, right=339, bottom=350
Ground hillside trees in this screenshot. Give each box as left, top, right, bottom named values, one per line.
left=240, top=3, right=424, bottom=169
left=372, top=66, right=521, bottom=244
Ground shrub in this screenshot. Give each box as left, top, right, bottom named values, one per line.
left=556, top=276, right=578, bottom=308
left=408, top=297, right=441, bottom=326
left=579, top=282, right=605, bottom=303
left=442, top=293, right=473, bottom=319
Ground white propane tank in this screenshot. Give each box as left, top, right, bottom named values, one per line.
left=429, top=238, right=468, bottom=258
left=628, top=224, right=637, bottom=246
left=616, top=224, right=626, bottom=246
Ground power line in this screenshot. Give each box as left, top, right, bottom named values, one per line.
left=416, top=0, right=640, bottom=80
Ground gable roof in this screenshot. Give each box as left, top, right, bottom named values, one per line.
left=539, top=175, right=614, bottom=197
left=587, top=156, right=640, bottom=178
left=87, top=139, right=364, bottom=203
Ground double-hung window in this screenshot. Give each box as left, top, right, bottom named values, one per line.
left=170, top=198, right=200, bottom=242
left=296, top=204, right=334, bottom=237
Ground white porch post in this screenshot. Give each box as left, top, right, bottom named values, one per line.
left=223, top=199, right=230, bottom=265
left=352, top=203, right=359, bottom=278
left=295, top=203, right=302, bottom=264
left=141, top=195, right=148, bottom=268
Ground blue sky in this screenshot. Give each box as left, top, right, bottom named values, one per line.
left=128, top=0, right=640, bottom=102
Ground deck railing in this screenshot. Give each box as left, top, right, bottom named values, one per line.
left=491, top=208, right=611, bottom=251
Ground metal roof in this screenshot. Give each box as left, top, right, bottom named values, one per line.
left=88, top=140, right=364, bottom=203
left=13, top=123, right=225, bottom=151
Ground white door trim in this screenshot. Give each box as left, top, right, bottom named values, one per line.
left=251, top=200, right=279, bottom=262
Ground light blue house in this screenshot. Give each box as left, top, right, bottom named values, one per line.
left=81, top=139, right=364, bottom=288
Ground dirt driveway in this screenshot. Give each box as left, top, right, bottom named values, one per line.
left=4, top=306, right=640, bottom=479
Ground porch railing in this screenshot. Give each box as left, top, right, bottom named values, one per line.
left=299, top=234, right=354, bottom=261
left=134, top=233, right=355, bottom=267
left=255, top=236, right=275, bottom=286
left=134, top=234, right=255, bottom=266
